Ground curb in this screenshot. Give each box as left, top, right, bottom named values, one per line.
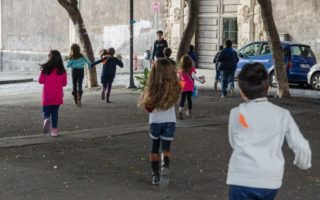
left=0, top=78, right=34, bottom=85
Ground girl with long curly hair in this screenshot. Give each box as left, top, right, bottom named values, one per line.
left=140, top=58, right=181, bottom=186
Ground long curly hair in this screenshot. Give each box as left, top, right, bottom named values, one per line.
left=141, top=59, right=181, bottom=111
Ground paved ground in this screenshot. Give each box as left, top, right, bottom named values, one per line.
left=0, top=87, right=319, bottom=200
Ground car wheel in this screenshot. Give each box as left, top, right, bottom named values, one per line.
left=269, top=71, right=277, bottom=87
left=310, top=72, right=320, bottom=91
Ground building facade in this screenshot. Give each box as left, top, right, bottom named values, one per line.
left=0, top=0, right=319, bottom=72
left=165, top=0, right=320, bottom=68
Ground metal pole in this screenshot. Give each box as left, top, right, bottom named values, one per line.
left=128, top=0, right=136, bottom=88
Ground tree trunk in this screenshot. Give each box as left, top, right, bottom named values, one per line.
left=58, top=0, right=98, bottom=87
left=257, top=0, right=290, bottom=98
left=176, top=0, right=199, bottom=61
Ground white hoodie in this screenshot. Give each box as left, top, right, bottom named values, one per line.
left=227, top=98, right=312, bottom=189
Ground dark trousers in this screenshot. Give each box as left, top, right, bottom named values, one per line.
left=43, top=105, right=60, bottom=129
left=102, top=79, right=114, bottom=101
left=221, top=71, right=235, bottom=96
left=151, top=139, right=171, bottom=154
left=180, top=91, right=192, bottom=110
left=215, top=63, right=221, bottom=81
left=72, top=68, right=84, bottom=93
left=229, top=185, right=278, bottom=200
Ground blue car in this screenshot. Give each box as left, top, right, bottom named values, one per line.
left=236, top=41, right=317, bottom=87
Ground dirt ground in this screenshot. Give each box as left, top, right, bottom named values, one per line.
left=0, top=88, right=319, bottom=200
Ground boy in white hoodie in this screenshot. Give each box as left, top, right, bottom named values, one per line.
left=227, top=63, right=312, bottom=200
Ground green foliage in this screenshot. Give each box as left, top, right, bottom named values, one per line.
left=134, top=68, right=149, bottom=91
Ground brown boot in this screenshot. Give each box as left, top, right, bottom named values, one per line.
left=72, top=91, right=77, bottom=105
left=77, top=91, right=83, bottom=107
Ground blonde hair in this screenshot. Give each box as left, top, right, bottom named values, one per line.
left=180, top=55, right=193, bottom=73
left=141, top=59, right=181, bottom=110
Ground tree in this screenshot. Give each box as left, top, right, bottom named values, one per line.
left=257, top=0, right=290, bottom=98
left=176, top=0, right=199, bottom=61
left=58, top=0, right=98, bottom=87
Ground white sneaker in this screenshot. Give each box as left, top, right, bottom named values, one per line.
left=43, top=119, right=50, bottom=134
left=51, top=128, right=59, bottom=137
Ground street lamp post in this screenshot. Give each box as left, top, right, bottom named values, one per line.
left=128, top=0, right=136, bottom=88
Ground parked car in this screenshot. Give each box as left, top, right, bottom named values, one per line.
left=307, top=64, right=320, bottom=91
left=235, top=41, right=317, bottom=88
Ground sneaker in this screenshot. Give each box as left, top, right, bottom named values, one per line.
left=152, top=174, right=160, bottom=185
left=185, top=109, right=192, bottom=118
left=159, top=167, right=170, bottom=187
left=51, top=128, right=59, bottom=137
left=43, top=118, right=50, bottom=134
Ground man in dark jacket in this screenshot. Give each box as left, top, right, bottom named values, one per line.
left=213, top=45, right=224, bottom=90
left=152, top=30, right=168, bottom=61
left=218, top=40, right=239, bottom=98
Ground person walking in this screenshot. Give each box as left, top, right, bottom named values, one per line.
left=151, top=30, right=168, bottom=61
left=140, top=58, right=181, bottom=186
left=227, top=62, right=311, bottom=200
left=218, top=40, right=239, bottom=98
left=67, top=44, right=91, bottom=107
left=91, top=47, right=123, bottom=103
left=39, top=50, right=67, bottom=137
left=188, top=45, right=198, bottom=68
left=213, top=45, right=223, bottom=90
left=178, top=55, right=205, bottom=120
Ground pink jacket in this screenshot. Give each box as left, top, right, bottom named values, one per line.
left=179, top=67, right=196, bottom=92
left=38, top=69, right=67, bottom=106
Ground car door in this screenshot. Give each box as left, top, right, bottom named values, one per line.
left=236, top=42, right=262, bottom=76
left=250, top=42, right=273, bottom=71
left=289, top=45, right=316, bottom=82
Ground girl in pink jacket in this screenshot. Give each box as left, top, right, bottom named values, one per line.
left=38, top=50, right=67, bottom=137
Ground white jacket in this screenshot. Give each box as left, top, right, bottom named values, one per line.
left=227, top=98, right=312, bottom=189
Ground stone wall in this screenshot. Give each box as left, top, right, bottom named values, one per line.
left=0, top=0, right=164, bottom=72
left=272, top=0, right=320, bottom=60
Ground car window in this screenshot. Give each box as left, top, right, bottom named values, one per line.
left=260, top=43, right=271, bottom=55
left=239, top=43, right=261, bottom=57
left=290, top=46, right=315, bottom=58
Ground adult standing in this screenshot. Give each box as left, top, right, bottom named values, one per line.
left=218, top=40, right=239, bottom=98
left=152, top=30, right=168, bottom=61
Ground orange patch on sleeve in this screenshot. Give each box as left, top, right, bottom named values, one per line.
left=239, top=114, right=249, bottom=128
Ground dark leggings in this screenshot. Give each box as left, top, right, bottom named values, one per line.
left=72, top=68, right=84, bottom=93
left=180, top=91, right=192, bottom=110
left=102, top=81, right=113, bottom=100
left=151, top=139, right=171, bottom=154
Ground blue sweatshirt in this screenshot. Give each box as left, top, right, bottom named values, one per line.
left=67, top=57, right=91, bottom=69
left=91, top=56, right=124, bottom=83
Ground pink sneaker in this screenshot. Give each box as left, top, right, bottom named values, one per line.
left=51, top=128, right=59, bottom=137
left=43, top=119, right=51, bottom=134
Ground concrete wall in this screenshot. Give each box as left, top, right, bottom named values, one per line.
left=0, top=0, right=164, bottom=72
left=272, top=0, right=320, bottom=60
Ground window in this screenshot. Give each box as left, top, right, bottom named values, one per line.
left=260, top=43, right=271, bottom=55
left=239, top=43, right=261, bottom=57
left=223, top=18, right=238, bottom=45
left=290, top=46, right=315, bottom=58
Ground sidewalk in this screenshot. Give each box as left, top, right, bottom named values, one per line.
left=0, top=89, right=319, bottom=199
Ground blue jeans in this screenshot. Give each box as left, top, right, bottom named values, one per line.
left=149, top=122, right=176, bottom=141
left=221, top=71, right=235, bottom=96
left=215, top=63, right=221, bottom=81
left=229, top=185, right=278, bottom=200
left=43, top=105, right=60, bottom=129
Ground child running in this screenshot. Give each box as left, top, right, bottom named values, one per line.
left=140, top=58, right=181, bottom=186
left=38, top=50, right=67, bottom=137
left=67, top=43, right=91, bottom=107
left=178, top=55, right=205, bottom=120
left=227, top=63, right=312, bottom=200
left=91, top=47, right=123, bottom=103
